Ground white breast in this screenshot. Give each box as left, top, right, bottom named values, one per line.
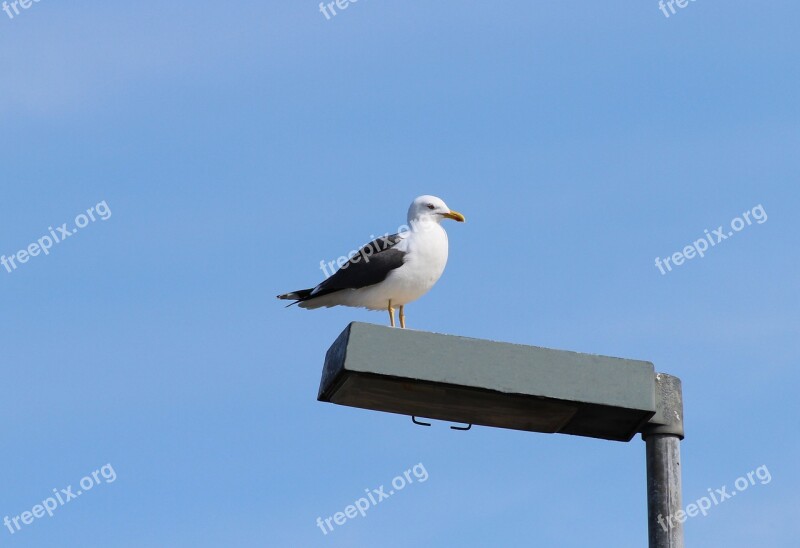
left=379, top=224, right=449, bottom=306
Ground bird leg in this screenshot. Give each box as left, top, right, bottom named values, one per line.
left=399, top=305, right=406, bottom=329
left=387, top=300, right=395, bottom=327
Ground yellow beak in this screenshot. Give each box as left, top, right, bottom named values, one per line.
left=442, top=209, right=466, bottom=222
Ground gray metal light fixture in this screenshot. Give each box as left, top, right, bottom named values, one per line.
left=318, top=323, right=685, bottom=547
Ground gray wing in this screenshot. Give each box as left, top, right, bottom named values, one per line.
left=306, top=233, right=406, bottom=301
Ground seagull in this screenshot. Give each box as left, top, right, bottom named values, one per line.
left=277, top=195, right=465, bottom=328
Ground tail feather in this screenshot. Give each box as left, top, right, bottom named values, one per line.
left=277, top=288, right=313, bottom=307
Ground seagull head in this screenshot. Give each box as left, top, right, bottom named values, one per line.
left=407, top=195, right=466, bottom=228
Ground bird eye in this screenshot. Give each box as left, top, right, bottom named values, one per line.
left=426, top=204, right=435, bottom=210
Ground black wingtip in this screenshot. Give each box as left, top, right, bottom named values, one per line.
left=277, top=288, right=314, bottom=305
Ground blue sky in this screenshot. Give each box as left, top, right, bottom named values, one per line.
left=1, top=1, right=798, bottom=546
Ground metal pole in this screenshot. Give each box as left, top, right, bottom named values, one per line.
left=641, top=374, right=685, bottom=548
left=645, top=434, right=683, bottom=547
